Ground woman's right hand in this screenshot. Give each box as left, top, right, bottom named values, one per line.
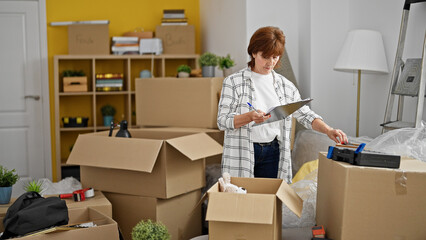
left=249, top=110, right=271, bottom=123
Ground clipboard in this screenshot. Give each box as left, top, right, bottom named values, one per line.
left=253, top=98, right=313, bottom=126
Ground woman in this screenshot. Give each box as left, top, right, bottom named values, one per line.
left=217, top=26, right=348, bottom=183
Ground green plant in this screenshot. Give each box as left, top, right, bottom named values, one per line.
left=199, top=52, right=218, bottom=67
left=131, top=219, right=170, bottom=240
left=218, top=54, right=235, bottom=70
left=24, top=180, right=43, bottom=193
left=0, top=166, right=19, bottom=187
left=62, top=70, right=85, bottom=77
left=177, top=64, right=191, bottom=74
left=101, top=104, right=116, bottom=116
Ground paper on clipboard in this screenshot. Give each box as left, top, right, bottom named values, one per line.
left=253, top=98, right=313, bottom=126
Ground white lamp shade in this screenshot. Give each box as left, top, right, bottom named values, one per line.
left=334, top=29, right=389, bottom=73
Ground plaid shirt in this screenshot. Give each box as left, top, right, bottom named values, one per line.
left=217, top=67, right=322, bottom=183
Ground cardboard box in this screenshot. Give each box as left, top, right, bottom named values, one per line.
left=66, top=129, right=223, bottom=199
left=139, top=127, right=224, bottom=165
left=0, top=191, right=112, bottom=219
left=68, top=24, right=110, bottom=55
left=104, top=189, right=201, bottom=240
left=204, top=177, right=303, bottom=240
left=155, top=25, right=195, bottom=54
left=0, top=207, right=119, bottom=240
left=63, top=76, right=88, bottom=92
left=316, top=153, right=426, bottom=240
left=135, top=77, right=224, bottom=129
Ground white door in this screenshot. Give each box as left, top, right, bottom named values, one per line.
left=0, top=0, right=51, bottom=197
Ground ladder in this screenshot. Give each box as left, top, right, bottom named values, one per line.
left=381, top=0, right=426, bottom=133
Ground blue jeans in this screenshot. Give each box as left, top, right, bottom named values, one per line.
left=253, top=138, right=280, bottom=178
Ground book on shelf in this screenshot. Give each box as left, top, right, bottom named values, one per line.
left=113, top=43, right=139, bottom=47
left=111, top=46, right=139, bottom=52
left=163, top=9, right=185, bottom=19
left=111, top=36, right=139, bottom=43
left=96, top=79, right=123, bottom=84
left=112, top=51, right=139, bottom=55
left=96, top=73, right=124, bottom=79
left=161, top=22, right=188, bottom=26
left=95, top=83, right=123, bottom=87
left=161, top=18, right=188, bottom=22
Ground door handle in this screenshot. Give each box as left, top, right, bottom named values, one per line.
left=24, top=95, right=40, bottom=100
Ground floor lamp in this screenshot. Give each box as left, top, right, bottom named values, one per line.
left=334, top=29, right=389, bottom=137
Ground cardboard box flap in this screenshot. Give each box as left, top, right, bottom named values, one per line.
left=166, top=133, right=223, bottom=161
left=276, top=182, right=303, bottom=217
left=206, top=192, right=275, bottom=224
left=67, top=134, right=162, bottom=172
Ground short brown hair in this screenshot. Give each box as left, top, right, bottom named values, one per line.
left=247, top=26, right=285, bottom=69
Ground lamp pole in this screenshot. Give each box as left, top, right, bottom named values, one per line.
left=356, top=69, right=361, bottom=137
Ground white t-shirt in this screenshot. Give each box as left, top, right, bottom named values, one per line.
left=250, top=71, right=281, bottom=143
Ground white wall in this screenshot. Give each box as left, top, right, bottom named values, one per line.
left=200, top=0, right=426, bottom=138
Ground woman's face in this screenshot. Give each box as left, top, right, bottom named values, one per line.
left=252, top=52, right=280, bottom=75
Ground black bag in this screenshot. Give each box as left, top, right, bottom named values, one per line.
left=1, top=191, right=68, bottom=239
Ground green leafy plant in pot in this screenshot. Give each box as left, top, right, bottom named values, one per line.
left=177, top=64, right=192, bottom=78
left=0, top=165, right=19, bottom=204
left=219, top=54, right=235, bottom=77
left=101, top=104, right=116, bottom=127
left=131, top=219, right=170, bottom=240
left=199, top=52, right=218, bottom=77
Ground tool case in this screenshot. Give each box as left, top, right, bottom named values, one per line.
left=327, top=143, right=401, bottom=169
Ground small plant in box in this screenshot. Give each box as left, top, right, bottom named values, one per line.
left=177, top=64, right=191, bottom=78
left=0, top=165, right=19, bottom=204
left=101, top=104, right=116, bottom=127
left=62, top=70, right=87, bottom=92
left=131, top=219, right=170, bottom=240
left=23, top=180, right=43, bottom=194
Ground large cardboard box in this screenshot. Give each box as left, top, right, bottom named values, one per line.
left=68, top=24, right=110, bottom=55
left=104, top=189, right=201, bottom=240
left=67, top=129, right=223, bottom=199
left=205, top=177, right=303, bottom=240
left=135, top=77, right=224, bottom=129
left=0, top=207, right=119, bottom=240
left=155, top=25, right=195, bottom=54
left=316, top=153, right=426, bottom=240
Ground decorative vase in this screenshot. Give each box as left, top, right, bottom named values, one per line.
left=223, top=68, right=233, bottom=77
left=202, top=66, right=215, bottom=77
left=178, top=72, right=190, bottom=78
left=0, top=186, right=12, bottom=204
left=103, top=115, right=114, bottom=127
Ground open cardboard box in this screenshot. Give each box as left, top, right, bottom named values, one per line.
left=136, top=127, right=224, bottom=165
left=135, top=77, right=224, bottom=129
left=67, top=129, right=223, bottom=199
left=316, top=153, right=426, bottom=240
left=0, top=207, right=118, bottom=240
left=104, top=189, right=202, bottom=240
left=204, top=177, right=303, bottom=240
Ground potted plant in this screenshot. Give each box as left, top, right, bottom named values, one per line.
left=62, top=70, right=87, bottom=92
left=177, top=64, right=191, bottom=78
left=199, top=52, right=218, bottom=77
left=131, top=219, right=170, bottom=240
left=0, top=165, right=19, bottom=204
left=219, top=54, right=235, bottom=77
left=23, top=179, right=43, bottom=194
left=101, top=104, right=116, bottom=127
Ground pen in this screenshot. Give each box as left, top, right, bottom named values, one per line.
left=247, top=102, right=259, bottom=113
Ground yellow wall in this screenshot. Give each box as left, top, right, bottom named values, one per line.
left=46, top=0, right=201, bottom=181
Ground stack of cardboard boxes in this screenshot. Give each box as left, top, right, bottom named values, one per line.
left=66, top=77, right=225, bottom=240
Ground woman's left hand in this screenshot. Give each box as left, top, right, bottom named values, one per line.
left=327, top=128, right=348, bottom=144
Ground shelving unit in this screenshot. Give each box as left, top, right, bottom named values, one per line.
left=54, top=54, right=199, bottom=180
